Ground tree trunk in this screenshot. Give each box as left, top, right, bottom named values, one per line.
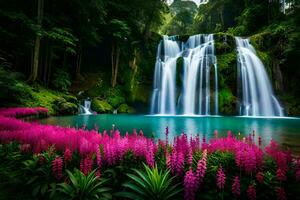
left=47, top=47, right=53, bottom=86
left=111, top=44, right=115, bottom=87
left=113, top=47, right=120, bottom=88
left=29, top=0, right=44, bottom=82
left=130, top=49, right=138, bottom=91
left=76, top=44, right=82, bottom=77
left=111, top=42, right=120, bottom=88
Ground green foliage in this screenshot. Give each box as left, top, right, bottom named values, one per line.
left=109, top=19, right=130, bottom=41
left=46, top=28, right=78, bottom=55
left=91, top=98, right=113, bottom=113
left=0, top=66, right=32, bottom=106
left=219, top=89, right=236, bottom=114
left=107, top=95, right=125, bottom=108
left=51, top=69, right=71, bottom=92
left=57, top=169, right=112, bottom=200
left=118, top=103, right=135, bottom=113
left=116, top=164, right=182, bottom=200
left=23, top=150, right=57, bottom=198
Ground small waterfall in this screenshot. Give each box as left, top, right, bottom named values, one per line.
left=150, top=34, right=218, bottom=115
left=236, top=37, right=284, bottom=116
left=80, top=99, right=92, bottom=115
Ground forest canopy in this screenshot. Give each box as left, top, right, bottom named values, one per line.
left=0, top=0, right=299, bottom=115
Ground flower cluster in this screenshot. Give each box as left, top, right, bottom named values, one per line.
left=52, top=156, right=63, bottom=180
left=0, top=107, right=48, bottom=118
left=1, top=107, right=299, bottom=200
left=216, top=166, right=226, bottom=190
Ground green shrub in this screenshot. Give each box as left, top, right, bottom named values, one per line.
left=91, top=98, right=113, bottom=113
left=52, top=69, right=71, bottom=92
left=58, top=169, right=112, bottom=200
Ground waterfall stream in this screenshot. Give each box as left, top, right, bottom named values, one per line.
left=79, top=99, right=92, bottom=115
left=236, top=37, right=283, bottom=116
left=150, top=34, right=218, bottom=115
left=150, top=34, right=283, bottom=116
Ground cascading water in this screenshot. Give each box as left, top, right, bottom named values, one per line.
left=236, top=37, right=284, bottom=117
left=79, top=99, right=92, bottom=115
left=150, top=36, right=182, bottom=115
left=150, top=34, right=218, bottom=115
left=182, top=34, right=218, bottom=115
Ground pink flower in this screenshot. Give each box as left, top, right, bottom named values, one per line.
left=232, top=176, right=240, bottom=197
left=52, top=157, right=63, bottom=180
left=247, top=185, right=256, bottom=200
left=244, top=148, right=257, bottom=174
left=187, top=147, right=193, bottom=166
left=184, top=168, right=197, bottom=200
left=146, top=141, right=155, bottom=167
left=167, top=149, right=184, bottom=176
left=276, top=187, right=286, bottom=200
left=64, top=148, right=72, bottom=164
left=80, top=156, right=93, bottom=176
left=196, top=149, right=207, bottom=185
left=216, top=166, right=226, bottom=190
left=276, top=168, right=287, bottom=182
left=96, top=146, right=102, bottom=168
left=256, top=172, right=264, bottom=183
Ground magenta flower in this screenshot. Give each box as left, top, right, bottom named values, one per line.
left=247, top=185, right=256, bottom=200
left=64, top=148, right=72, bottom=164
left=96, top=146, right=102, bottom=168
left=256, top=172, right=264, bottom=183
left=196, top=149, right=207, bottom=185
left=276, top=168, right=287, bottom=182
left=52, top=156, right=63, bottom=180
left=232, top=176, right=240, bottom=197
left=187, top=147, right=193, bottom=166
left=80, top=156, right=93, bottom=176
left=216, top=166, right=226, bottom=190
left=184, top=168, right=197, bottom=200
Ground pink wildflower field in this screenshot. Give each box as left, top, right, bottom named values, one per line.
left=0, top=107, right=299, bottom=200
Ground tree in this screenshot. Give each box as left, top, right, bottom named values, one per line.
left=109, top=19, right=130, bottom=88
left=28, top=0, right=44, bottom=82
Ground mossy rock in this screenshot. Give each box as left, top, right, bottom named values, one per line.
left=91, top=98, right=113, bottom=113
left=118, top=103, right=135, bottom=113
left=53, top=98, right=78, bottom=115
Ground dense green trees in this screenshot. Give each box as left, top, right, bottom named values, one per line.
left=0, top=0, right=299, bottom=114
left=0, top=0, right=166, bottom=87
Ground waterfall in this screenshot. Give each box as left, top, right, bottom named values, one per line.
left=150, top=34, right=218, bottom=115
left=236, top=37, right=284, bottom=117
left=80, top=99, right=92, bottom=115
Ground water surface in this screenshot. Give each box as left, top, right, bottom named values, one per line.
left=40, top=115, right=300, bottom=153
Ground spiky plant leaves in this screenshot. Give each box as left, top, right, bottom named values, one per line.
left=57, top=169, right=111, bottom=200
left=116, top=163, right=182, bottom=200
